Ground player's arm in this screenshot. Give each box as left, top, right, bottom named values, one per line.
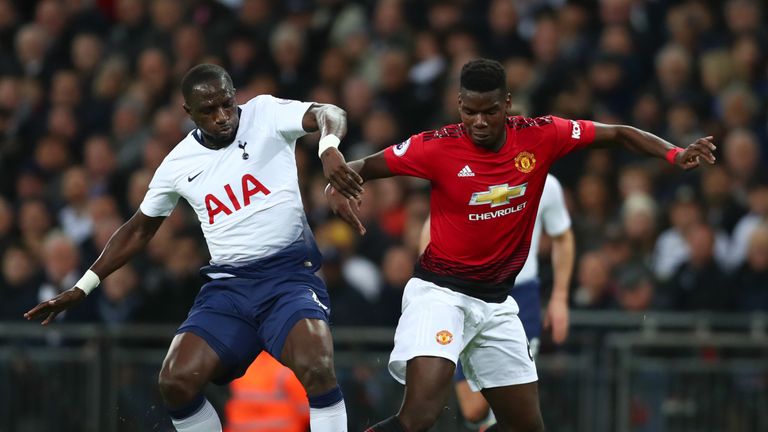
left=592, top=123, right=716, bottom=170
left=325, top=150, right=394, bottom=235
left=544, top=228, right=575, bottom=344
left=302, top=103, right=363, bottom=199
left=24, top=210, right=165, bottom=325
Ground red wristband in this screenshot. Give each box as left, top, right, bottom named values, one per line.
left=665, top=147, right=683, bottom=165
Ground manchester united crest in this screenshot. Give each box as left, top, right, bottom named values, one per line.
left=435, top=330, right=453, bottom=345
left=514, top=151, right=536, bottom=173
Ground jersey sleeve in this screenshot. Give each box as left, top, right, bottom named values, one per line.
left=253, top=95, right=313, bottom=142
left=383, top=133, right=434, bottom=180
left=550, top=116, right=595, bottom=159
left=540, top=175, right=572, bottom=236
left=139, top=163, right=180, bottom=217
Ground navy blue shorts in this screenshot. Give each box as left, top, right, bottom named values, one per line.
left=177, top=237, right=330, bottom=384
left=456, top=279, right=541, bottom=381
left=509, top=279, right=542, bottom=341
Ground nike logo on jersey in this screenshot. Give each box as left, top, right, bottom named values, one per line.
left=188, top=171, right=203, bottom=182
left=309, top=289, right=329, bottom=311
left=458, top=165, right=475, bottom=177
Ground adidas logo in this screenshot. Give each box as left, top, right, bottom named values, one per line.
left=458, top=165, right=475, bottom=177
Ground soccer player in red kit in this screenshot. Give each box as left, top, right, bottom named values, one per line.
left=327, top=58, right=716, bottom=432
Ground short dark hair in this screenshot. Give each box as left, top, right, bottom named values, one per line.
left=181, top=64, right=233, bottom=102
left=460, top=58, right=506, bottom=93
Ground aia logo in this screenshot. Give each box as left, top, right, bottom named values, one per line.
left=435, top=330, right=453, bottom=345
left=205, top=174, right=270, bottom=224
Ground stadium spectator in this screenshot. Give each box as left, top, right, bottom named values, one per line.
left=734, top=223, right=768, bottom=311
left=653, top=189, right=731, bottom=280
left=573, top=251, right=617, bottom=310
left=729, top=175, right=768, bottom=268
left=664, top=222, right=732, bottom=311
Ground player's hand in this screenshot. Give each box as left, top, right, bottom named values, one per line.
left=325, top=184, right=366, bottom=235
left=543, top=296, right=569, bottom=344
left=676, top=136, right=716, bottom=170
left=320, top=147, right=363, bottom=199
left=24, top=287, right=86, bottom=325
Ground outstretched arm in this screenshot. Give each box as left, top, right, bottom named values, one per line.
left=325, top=150, right=395, bottom=235
left=593, top=123, right=716, bottom=170
left=543, top=228, right=575, bottom=344
left=25, top=210, right=165, bottom=325
left=303, top=103, right=364, bottom=199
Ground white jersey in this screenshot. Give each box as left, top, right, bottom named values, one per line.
left=140, top=95, right=312, bottom=265
left=515, top=174, right=571, bottom=284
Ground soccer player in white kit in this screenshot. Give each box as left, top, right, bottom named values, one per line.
left=25, top=64, right=364, bottom=432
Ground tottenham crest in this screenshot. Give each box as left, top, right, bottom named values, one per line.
left=514, top=151, right=536, bottom=173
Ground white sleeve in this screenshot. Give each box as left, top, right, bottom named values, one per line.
left=540, top=175, right=571, bottom=236
left=139, top=163, right=180, bottom=217
left=252, top=95, right=313, bottom=142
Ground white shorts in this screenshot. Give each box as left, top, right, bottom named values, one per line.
left=388, top=278, right=538, bottom=391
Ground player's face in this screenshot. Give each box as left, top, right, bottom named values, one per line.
left=458, top=89, right=511, bottom=150
left=184, top=78, right=239, bottom=146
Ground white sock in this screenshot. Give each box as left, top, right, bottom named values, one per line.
left=309, top=399, right=347, bottom=431
left=171, top=398, right=222, bottom=432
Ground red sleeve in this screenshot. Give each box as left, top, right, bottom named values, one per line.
left=549, top=116, right=595, bottom=159
left=383, top=132, right=434, bottom=180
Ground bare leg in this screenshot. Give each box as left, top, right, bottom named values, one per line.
left=158, top=332, right=226, bottom=408
left=396, top=356, right=456, bottom=432
left=481, top=382, right=544, bottom=432
left=281, top=318, right=346, bottom=432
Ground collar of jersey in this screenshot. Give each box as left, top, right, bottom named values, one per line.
left=192, top=107, right=242, bottom=149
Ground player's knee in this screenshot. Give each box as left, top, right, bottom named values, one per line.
left=158, top=365, right=202, bottom=406
left=292, top=353, right=336, bottom=394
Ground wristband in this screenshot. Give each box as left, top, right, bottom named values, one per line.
left=318, top=134, right=341, bottom=158
left=75, top=269, right=101, bottom=295
left=666, top=147, right=683, bottom=165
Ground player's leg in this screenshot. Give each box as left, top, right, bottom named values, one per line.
left=455, top=360, right=495, bottom=429
left=461, top=295, right=541, bottom=432
left=366, top=356, right=456, bottom=432
left=368, top=278, right=468, bottom=431
left=456, top=378, right=491, bottom=423
left=399, top=356, right=457, bottom=430
left=280, top=317, right=347, bottom=432
left=160, top=277, right=265, bottom=432
left=159, top=332, right=227, bottom=432
left=481, top=383, right=544, bottom=431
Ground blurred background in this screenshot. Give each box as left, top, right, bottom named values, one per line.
left=0, top=0, right=766, bottom=431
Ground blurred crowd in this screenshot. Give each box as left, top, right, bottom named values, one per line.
left=0, top=0, right=767, bottom=330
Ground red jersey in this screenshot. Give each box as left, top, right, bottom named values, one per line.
left=384, top=115, right=595, bottom=302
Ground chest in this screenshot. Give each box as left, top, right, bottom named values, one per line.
left=176, top=131, right=296, bottom=206
left=434, top=147, right=547, bottom=212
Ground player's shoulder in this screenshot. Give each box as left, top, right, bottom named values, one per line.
left=420, top=123, right=466, bottom=143
left=506, top=115, right=556, bottom=131
left=166, top=131, right=202, bottom=158
left=241, top=94, right=274, bottom=111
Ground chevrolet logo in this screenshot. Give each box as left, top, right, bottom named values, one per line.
left=469, top=183, right=527, bottom=207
